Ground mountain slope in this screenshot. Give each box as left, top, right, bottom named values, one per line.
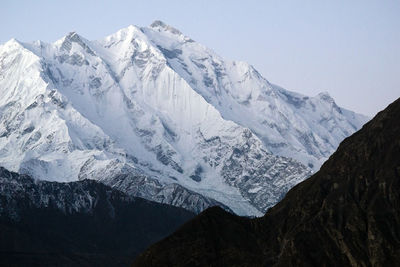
left=0, top=167, right=194, bottom=267
left=144, top=21, right=368, bottom=170
left=133, top=97, right=400, bottom=267
left=0, top=21, right=367, bottom=215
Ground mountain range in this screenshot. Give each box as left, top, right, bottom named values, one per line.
left=0, top=20, right=368, bottom=216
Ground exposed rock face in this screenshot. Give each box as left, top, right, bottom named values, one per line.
left=0, top=21, right=367, bottom=215
left=133, top=97, right=400, bottom=267
left=101, top=172, right=233, bottom=214
left=0, top=167, right=194, bottom=267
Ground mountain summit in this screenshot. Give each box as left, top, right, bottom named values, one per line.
left=149, top=20, right=185, bottom=36
left=0, top=22, right=368, bottom=215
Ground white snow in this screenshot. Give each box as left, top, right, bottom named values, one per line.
left=0, top=21, right=369, bottom=216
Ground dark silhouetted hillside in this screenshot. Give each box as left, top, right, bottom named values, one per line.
left=0, top=168, right=194, bottom=267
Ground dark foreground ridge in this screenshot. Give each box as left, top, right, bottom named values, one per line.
left=0, top=168, right=194, bottom=267
left=133, top=97, right=400, bottom=267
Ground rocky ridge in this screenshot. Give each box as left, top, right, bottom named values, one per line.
left=0, top=21, right=367, bottom=215
left=0, top=167, right=195, bottom=266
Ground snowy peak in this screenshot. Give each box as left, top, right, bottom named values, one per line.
left=102, top=24, right=143, bottom=44
left=0, top=22, right=369, bottom=216
left=147, top=20, right=195, bottom=44
left=149, top=20, right=183, bottom=35
left=54, top=31, right=97, bottom=61
left=317, top=91, right=335, bottom=104
left=1, top=38, right=22, bottom=49
left=0, top=38, right=38, bottom=60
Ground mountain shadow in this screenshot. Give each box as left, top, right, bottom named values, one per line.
left=133, top=97, right=400, bottom=267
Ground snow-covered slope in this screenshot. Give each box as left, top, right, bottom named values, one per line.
left=144, top=21, right=369, bottom=170
left=0, top=21, right=368, bottom=216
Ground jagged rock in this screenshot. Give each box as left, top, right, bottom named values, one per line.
left=0, top=21, right=367, bottom=215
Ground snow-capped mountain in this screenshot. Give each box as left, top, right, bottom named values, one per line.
left=0, top=21, right=368, bottom=216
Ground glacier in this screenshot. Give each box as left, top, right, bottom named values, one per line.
left=0, top=21, right=368, bottom=216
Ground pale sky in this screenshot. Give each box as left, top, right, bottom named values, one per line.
left=1, top=0, right=399, bottom=116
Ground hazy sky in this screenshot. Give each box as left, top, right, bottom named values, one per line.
left=1, top=0, right=399, bottom=116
